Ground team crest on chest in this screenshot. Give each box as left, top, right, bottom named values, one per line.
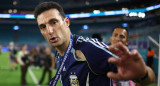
left=69, top=72, right=79, bottom=86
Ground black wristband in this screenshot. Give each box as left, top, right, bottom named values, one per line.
left=141, top=71, right=148, bottom=80
left=134, top=71, right=148, bottom=83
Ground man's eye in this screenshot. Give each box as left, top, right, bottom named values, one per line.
left=51, top=21, right=56, bottom=24
left=40, top=25, right=46, bottom=29
left=114, top=34, right=118, bottom=37
left=120, top=35, right=125, bottom=38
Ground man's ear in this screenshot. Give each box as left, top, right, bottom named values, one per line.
left=64, top=17, right=70, bottom=27
left=126, top=39, right=130, bottom=46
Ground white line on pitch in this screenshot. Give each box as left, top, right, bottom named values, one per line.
left=28, top=67, right=38, bottom=85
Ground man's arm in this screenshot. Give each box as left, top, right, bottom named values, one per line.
left=136, top=66, right=155, bottom=86
left=107, top=42, right=155, bottom=85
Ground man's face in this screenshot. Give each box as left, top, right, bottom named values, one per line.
left=37, top=9, right=70, bottom=47
left=110, top=28, right=129, bottom=46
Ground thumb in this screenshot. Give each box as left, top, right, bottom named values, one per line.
left=107, top=72, right=121, bottom=80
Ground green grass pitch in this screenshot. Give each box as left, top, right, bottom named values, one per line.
left=0, top=52, right=157, bottom=86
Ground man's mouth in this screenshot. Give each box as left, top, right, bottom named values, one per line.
left=50, top=37, right=57, bottom=43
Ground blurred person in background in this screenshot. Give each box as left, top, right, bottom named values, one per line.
left=37, top=45, right=46, bottom=68
left=29, top=46, right=40, bottom=67
left=8, top=42, right=18, bottom=70
left=17, top=44, right=30, bottom=86
left=34, top=2, right=155, bottom=86
left=39, top=46, right=55, bottom=85
left=146, top=47, right=154, bottom=68
left=91, top=33, right=103, bottom=41
left=110, top=27, right=155, bottom=86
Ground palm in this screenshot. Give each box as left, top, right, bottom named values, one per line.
left=107, top=43, right=146, bottom=80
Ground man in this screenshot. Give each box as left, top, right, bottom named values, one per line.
left=39, top=46, right=55, bottom=85
left=17, top=44, right=29, bottom=85
left=110, top=28, right=155, bottom=86
left=8, top=42, right=17, bottom=70
left=146, top=47, right=154, bottom=68
left=34, top=2, right=154, bottom=86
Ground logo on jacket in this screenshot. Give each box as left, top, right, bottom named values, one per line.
left=69, top=72, right=79, bottom=86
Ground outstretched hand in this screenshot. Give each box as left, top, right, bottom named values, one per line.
left=107, top=42, right=147, bottom=80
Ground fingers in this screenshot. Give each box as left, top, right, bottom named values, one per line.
left=130, top=49, right=143, bottom=61
left=108, top=57, right=120, bottom=65
left=116, top=42, right=128, bottom=53
left=130, top=49, right=138, bottom=56
left=109, top=42, right=129, bottom=60
left=107, top=72, right=121, bottom=80
left=109, top=42, right=129, bottom=55
left=108, top=46, right=122, bottom=56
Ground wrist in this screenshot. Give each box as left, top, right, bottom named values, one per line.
left=133, top=71, right=148, bottom=83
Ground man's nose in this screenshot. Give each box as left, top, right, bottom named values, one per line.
left=46, top=25, right=53, bottom=35
left=115, top=36, right=120, bottom=41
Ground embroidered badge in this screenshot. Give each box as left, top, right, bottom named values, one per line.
left=69, top=72, right=79, bottom=86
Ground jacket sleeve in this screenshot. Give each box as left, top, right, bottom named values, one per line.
left=76, top=37, right=117, bottom=75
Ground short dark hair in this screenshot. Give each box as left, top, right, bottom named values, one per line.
left=34, top=1, right=65, bottom=20
left=92, top=33, right=103, bottom=41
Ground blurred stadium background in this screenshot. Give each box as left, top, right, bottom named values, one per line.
left=0, top=0, right=159, bottom=86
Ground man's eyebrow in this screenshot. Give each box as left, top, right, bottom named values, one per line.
left=39, top=18, right=58, bottom=24
left=113, top=33, right=118, bottom=35
left=49, top=18, right=58, bottom=22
